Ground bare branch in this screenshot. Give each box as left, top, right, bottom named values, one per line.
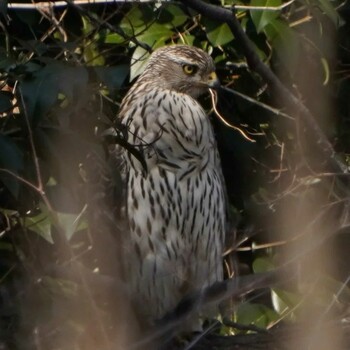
left=180, top=0, right=347, bottom=175
left=7, top=0, right=169, bottom=10
left=233, top=0, right=296, bottom=11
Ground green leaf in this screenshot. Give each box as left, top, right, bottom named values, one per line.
left=181, top=34, right=196, bottom=46
left=204, top=19, right=234, bottom=47
left=120, top=5, right=155, bottom=37
left=0, top=135, right=22, bottom=171
left=94, top=65, right=129, bottom=91
left=81, top=17, right=105, bottom=65
left=321, top=274, right=350, bottom=303
left=0, top=0, right=7, bottom=16
left=236, top=303, right=279, bottom=329
left=20, top=63, right=88, bottom=122
left=250, top=0, right=282, bottom=33
left=317, top=0, right=342, bottom=26
left=19, top=66, right=59, bottom=121
left=81, top=14, right=94, bottom=35
left=0, top=50, right=16, bottom=70
left=104, top=33, right=125, bottom=44
left=158, top=4, right=188, bottom=27
left=84, top=45, right=105, bottom=66
left=24, top=211, right=53, bottom=243
left=0, top=241, right=13, bottom=252
left=16, top=39, right=48, bottom=56
left=129, top=38, right=167, bottom=81
left=0, top=91, right=13, bottom=113
left=137, top=23, right=173, bottom=46
left=27, top=203, right=87, bottom=242
left=252, top=256, right=275, bottom=273
left=14, top=10, right=41, bottom=25
left=0, top=134, right=23, bottom=197
left=271, top=288, right=300, bottom=316
left=129, top=46, right=151, bottom=82
left=123, top=12, right=173, bottom=81
left=56, top=208, right=87, bottom=241
left=41, top=276, right=78, bottom=298
left=264, top=19, right=299, bottom=72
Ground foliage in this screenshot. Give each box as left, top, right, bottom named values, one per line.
left=0, top=0, right=350, bottom=348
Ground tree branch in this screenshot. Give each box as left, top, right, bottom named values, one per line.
left=180, top=0, right=346, bottom=175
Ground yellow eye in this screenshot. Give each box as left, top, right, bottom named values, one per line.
left=182, top=64, right=198, bottom=75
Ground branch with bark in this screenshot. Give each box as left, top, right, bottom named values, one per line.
left=180, top=0, right=347, bottom=176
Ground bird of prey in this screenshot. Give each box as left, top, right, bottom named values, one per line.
left=117, top=45, right=226, bottom=331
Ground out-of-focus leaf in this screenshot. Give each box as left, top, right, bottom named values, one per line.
left=104, top=33, right=125, bottom=44
left=14, top=10, right=41, bottom=25
left=94, top=65, right=129, bottom=91
left=16, top=39, right=48, bottom=56
left=55, top=41, right=78, bottom=53
left=130, top=38, right=165, bottom=81
left=253, top=258, right=299, bottom=317
left=236, top=303, right=279, bottom=328
left=203, top=19, right=234, bottom=47
left=56, top=206, right=88, bottom=241
left=120, top=5, right=154, bottom=37
left=41, top=276, right=78, bottom=298
left=264, top=18, right=299, bottom=72
left=20, top=63, right=88, bottom=122
left=252, top=256, right=274, bottom=273
left=0, top=134, right=23, bottom=197
left=24, top=211, right=53, bottom=243
left=250, top=0, right=282, bottom=33
left=19, top=67, right=53, bottom=121
left=130, top=46, right=149, bottom=82
left=0, top=0, right=7, bottom=16
left=271, top=289, right=300, bottom=316
left=317, top=0, right=342, bottom=26
left=222, top=0, right=237, bottom=4
left=81, top=16, right=105, bottom=66
left=83, top=43, right=105, bottom=66
left=182, top=34, right=196, bottom=46
left=0, top=91, right=13, bottom=113
left=0, top=50, right=16, bottom=70
left=81, top=14, right=94, bottom=35
left=45, top=184, right=82, bottom=214
left=158, top=4, right=188, bottom=27
left=121, top=8, right=173, bottom=79
left=137, top=23, right=173, bottom=46
left=28, top=203, right=87, bottom=242
left=321, top=275, right=350, bottom=303
left=0, top=242, right=13, bottom=252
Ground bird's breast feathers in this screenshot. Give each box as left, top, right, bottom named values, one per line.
left=121, top=89, right=217, bottom=173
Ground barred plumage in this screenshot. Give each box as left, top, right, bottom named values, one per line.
left=118, top=45, right=226, bottom=330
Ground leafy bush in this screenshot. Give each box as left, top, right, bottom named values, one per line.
left=0, top=0, right=349, bottom=349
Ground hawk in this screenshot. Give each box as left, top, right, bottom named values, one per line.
left=118, top=45, right=226, bottom=330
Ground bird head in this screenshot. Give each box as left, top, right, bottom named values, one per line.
left=140, top=45, right=220, bottom=98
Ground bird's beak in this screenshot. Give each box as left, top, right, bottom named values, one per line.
left=207, top=71, right=220, bottom=89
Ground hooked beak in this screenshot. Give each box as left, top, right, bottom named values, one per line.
left=207, top=71, right=220, bottom=89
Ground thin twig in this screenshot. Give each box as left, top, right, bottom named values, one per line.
left=18, top=89, right=44, bottom=193
left=209, top=89, right=256, bottom=143
left=7, top=0, right=167, bottom=10
left=181, top=0, right=347, bottom=176
left=232, top=0, right=296, bottom=11
left=7, top=0, right=295, bottom=11
left=220, top=86, right=294, bottom=120
left=0, top=168, right=41, bottom=194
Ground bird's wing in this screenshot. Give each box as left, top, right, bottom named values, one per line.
left=119, top=88, right=216, bottom=175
